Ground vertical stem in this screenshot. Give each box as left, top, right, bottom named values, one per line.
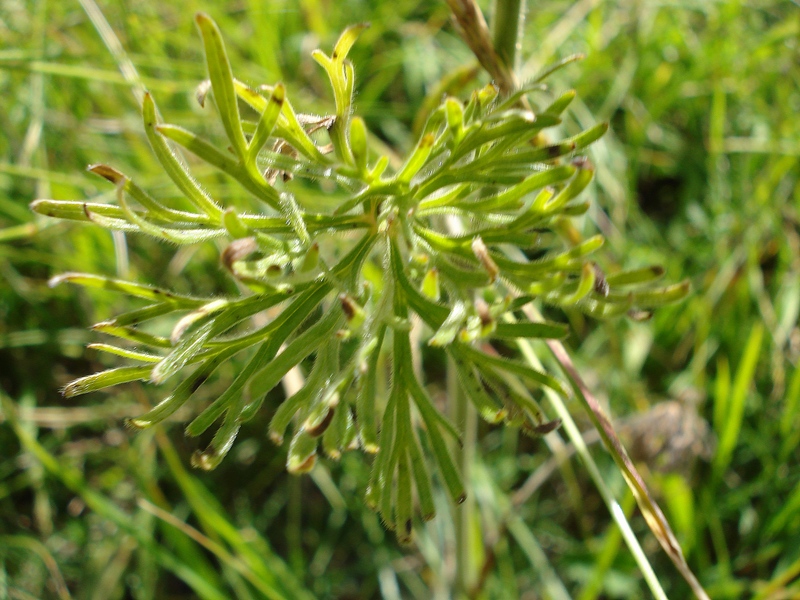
left=492, top=0, right=526, bottom=73
left=449, top=354, right=476, bottom=597
left=491, top=0, right=539, bottom=136
left=446, top=0, right=516, bottom=94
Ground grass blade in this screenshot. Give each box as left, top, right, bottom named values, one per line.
left=1, top=394, right=228, bottom=600
left=713, top=323, right=763, bottom=478
left=524, top=305, right=709, bottom=599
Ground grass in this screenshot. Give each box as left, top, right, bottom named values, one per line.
left=1, top=0, right=799, bottom=598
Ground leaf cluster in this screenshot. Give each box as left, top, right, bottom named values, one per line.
left=32, top=14, right=687, bottom=541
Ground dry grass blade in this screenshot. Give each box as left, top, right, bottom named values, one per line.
left=531, top=306, right=710, bottom=600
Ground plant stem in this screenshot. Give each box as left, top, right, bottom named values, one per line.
left=445, top=0, right=516, bottom=93
left=492, top=0, right=526, bottom=73
left=448, top=354, right=476, bottom=597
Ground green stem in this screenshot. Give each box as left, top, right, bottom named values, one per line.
left=449, top=353, right=476, bottom=597
left=492, top=0, right=526, bottom=73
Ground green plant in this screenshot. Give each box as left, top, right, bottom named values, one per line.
left=32, top=10, right=690, bottom=553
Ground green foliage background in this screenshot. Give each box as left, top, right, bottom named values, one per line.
left=1, top=1, right=798, bottom=598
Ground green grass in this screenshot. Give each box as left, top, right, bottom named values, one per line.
left=1, top=0, right=798, bottom=598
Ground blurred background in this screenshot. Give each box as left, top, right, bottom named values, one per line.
left=0, top=0, right=798, bottom=598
